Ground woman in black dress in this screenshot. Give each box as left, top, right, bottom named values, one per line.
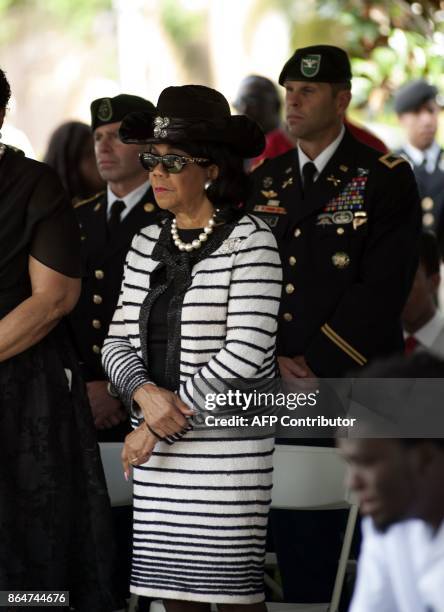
left=0, top=68, right=115, bottom=610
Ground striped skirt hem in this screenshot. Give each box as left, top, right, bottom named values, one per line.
left=130, top=433, right=274, bottom=604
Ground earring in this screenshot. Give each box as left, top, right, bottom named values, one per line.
left=205, top=179, right=212, bottom=190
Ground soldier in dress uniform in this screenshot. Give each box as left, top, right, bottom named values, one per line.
left=394, top=79, right=444, bottom=252
left=67, top=94, right=158, bottom=610
left=248, top=45, right=420, bottom=378
left=246, top=45, right=421, bottom=603
left=69, top=94, right=158, bottom=436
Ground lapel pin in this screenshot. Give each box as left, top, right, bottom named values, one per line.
left=285, top=167, right=292, bottom=174
left=282, top=177, right=294, bottom=189
left=327, top=175, right=341, bottom=187
left=339, top=165, right=348, bottom=172
left=144, top=202, right=155, bottom=212
left=94, top=203, right=102, bottom=212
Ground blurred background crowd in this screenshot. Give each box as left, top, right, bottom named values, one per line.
left=2, top=0, right=444, bottom=160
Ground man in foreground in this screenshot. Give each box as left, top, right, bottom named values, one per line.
left=339, top=352, right=444, bottom=611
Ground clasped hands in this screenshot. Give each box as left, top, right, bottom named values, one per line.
left=122, top=385, right=193, bottom=477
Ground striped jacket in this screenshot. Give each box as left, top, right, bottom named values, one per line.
left=102, top=214, right=282, bottom=434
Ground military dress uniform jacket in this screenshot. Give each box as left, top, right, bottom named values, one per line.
left=397, top=146, right=444, bottom=253
left=247, top=129, right=421, bottom=376
left=68, top=188, right=158, bottom=381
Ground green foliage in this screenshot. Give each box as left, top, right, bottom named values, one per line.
left=251, top=0, right=444, bottom=113
left=0, top=0, right=112, bottom=42
left=160, top=0, right=206, bottom=47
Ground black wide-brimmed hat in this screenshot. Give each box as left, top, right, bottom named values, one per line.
left=90, top=94, right=155, bottom=131
left=279, top=45, right=352, bottom=85
left=119, top=85, right=265, bottom=158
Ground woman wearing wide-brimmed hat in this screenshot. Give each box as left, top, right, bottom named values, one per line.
left=102, top=85, right=282, bottom=611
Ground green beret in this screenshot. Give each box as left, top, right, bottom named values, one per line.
left=90, top=94, right=155, bottom=131
left=279, top=45, right=352, bottom=85
left=394, top=79, right=439, bottom=114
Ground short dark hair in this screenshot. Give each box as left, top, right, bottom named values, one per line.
left=0, top=68, right=11, bottom=110
left=419, top=230, right=441, bottom=276
left=236, top=75, right=282, bottom=114
left=43, top=121, right=94, bottom=201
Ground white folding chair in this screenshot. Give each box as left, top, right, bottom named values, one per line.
left=99, top=441, right=133, bottom=506
left=150, top=446, right=356, bottom=612
left=265, top=445, right=358, bottom=612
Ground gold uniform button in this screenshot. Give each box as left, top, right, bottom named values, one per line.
left=93, top=294, right=103, bottom=305
left=283, top=312, right=293, bottom=322
left=294, top=228, right=302, bottom=237
left=92, top=344, right=101, bottom=354
left=421, top=197, right=434, bottom=211
left=336, top=227, right=345, bottom=235
left=285, top=283, right=295, bottom=294
left=144, top=202, right=155, bottom=212
left=423, top=212, right=435, bottom=227
left=95, top=269, right=105, bottom=280
left=92, top=319, right=102, bottom=329
left=289, top=256, right=297, bottom=266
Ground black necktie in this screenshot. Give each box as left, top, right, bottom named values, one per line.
left=302, top=162, right=317, bottom=197
left=108, top=200, right=125, bottom=238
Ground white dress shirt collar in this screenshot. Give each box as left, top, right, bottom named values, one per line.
left=298, top=124, right=345, bottom=181
left=107, top=179, right=150, bottom=221
left=403, top=141, right=440, bottom=174
left=404, top=310, right=444, bottom=348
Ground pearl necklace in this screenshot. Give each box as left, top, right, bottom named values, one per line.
left=171, top=210, right=219, bottom=252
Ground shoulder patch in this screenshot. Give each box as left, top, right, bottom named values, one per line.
left=378, top=153, right=407, bottom=170
left=249, top=158, right=266, bottom=174
left=73, top=191, right=105, bottom=209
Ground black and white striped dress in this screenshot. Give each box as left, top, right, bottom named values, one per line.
left=103, top=214, right=282, bottom=604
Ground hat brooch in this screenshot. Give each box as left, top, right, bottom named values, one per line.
left=154, top=116, right=170, bottom=138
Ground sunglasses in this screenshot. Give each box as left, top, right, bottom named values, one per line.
left=139, top=152, right=210, bottom=174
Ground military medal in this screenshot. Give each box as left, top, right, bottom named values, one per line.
left=333, top=211, right=353, bottom=224
left=332, top=252, right=350, bottom=268
left=353, top=211, right=367, bottom=229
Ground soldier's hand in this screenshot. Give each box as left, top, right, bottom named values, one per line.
left=278, top=355, right=309, bottom=378
left=278, top=356, right=318, bottom=393
left=87, top=380, right=127, bottom=430
left=133, top=384, right=194, bottom=438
